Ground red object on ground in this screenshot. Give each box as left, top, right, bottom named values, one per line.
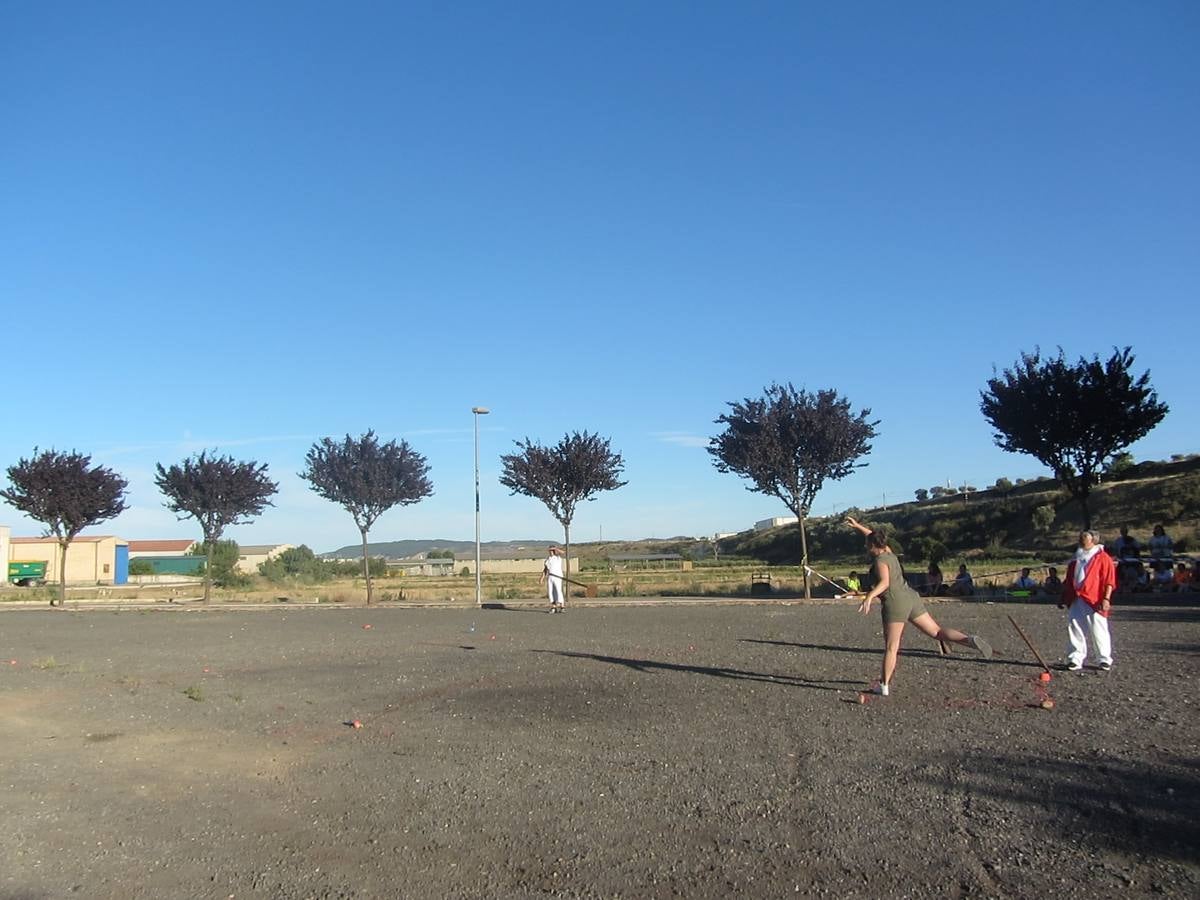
left=857, top=693, right=868, bottom=705
left=362, top=624, right=373, bottom=630
left=352, top=720, right=363, bottom=729
left=1039, top=671, right=1052, bottom=683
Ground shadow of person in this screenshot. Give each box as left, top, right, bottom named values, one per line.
left=531, top=649, right=860, bottom=691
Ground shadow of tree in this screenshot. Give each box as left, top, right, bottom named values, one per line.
left=531, top=649, right=860, bottom=691
left=1118, top=606, right=1200, bottom=625
left=1147, top=645, right=1200, bottom=657
left=922, top=751, right=1200, bottom=864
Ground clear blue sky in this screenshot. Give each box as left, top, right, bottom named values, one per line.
left=3, top=2, right=1197, bottom=552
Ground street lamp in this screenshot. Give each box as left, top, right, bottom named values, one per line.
left=472, top=406, right=490, bottom=607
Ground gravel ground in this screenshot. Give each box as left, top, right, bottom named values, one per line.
left=1, top=598, right=1196, bottom=899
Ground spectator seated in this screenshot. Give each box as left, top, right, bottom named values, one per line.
left=1149, top=525, right=1174, bottom=562
left=948, top=565, right=974, bottom=597
left=1042, top=568, right=1062, bottom=597
left=1171, top=562, right=1193, bottom=593
left=1012, top=568, right=1038, bottom=591
left=1153, top=562, right=1174, bottom=591
left=1119, top=559, right=1146, bottom=594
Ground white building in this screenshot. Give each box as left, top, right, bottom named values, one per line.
left=236, top=544, right=294, bottom=574
left=754, top=516, right=799, bottom=532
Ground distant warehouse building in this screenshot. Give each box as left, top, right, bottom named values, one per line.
left=458, top=552, right=580, bottom=576
left=128, top=539, right=197, bottom=558
left=236, top=544, right=294, bottom=574
left=127, top=539, right=202, bottom=576
left=128, top=540, right=290, bottom=575
left=9, top=535, right=129, bottom=585
left=387, top=557, right=459, bottom=577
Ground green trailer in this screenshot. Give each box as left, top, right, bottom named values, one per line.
left=8, top=561, right=49, bottom=587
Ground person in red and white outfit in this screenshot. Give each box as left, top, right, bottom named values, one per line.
left=1059, top=530, right=1117, bottom=671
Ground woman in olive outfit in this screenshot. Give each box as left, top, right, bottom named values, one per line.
left=846, top=516, right=992, bottom=696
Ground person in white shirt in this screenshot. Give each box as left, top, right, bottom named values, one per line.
left=1112, top=526, right=1139, bottom=559
left=1148, top=524, right=1173, bottom=561
left=1012, top=567, right=1038, bottom=590
left=541, top=546, right=565, bottom=612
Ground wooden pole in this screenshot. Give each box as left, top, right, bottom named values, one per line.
left=1007, top=614, right=1052, bottom=673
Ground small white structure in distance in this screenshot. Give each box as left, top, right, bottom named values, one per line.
left=754, top=516, right=799, bottom=532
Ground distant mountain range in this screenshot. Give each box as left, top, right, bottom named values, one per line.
left=320, top=539, right=561, bottom=559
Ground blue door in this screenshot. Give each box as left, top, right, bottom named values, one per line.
left=114, top=544, right=129, bottom=585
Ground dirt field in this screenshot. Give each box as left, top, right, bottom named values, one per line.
left=1, top=598, right=1196, bottom=899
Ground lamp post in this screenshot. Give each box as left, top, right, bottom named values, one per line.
left=472, top=406, right=490, bottom=606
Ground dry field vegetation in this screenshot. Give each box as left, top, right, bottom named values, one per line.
left=1, top=568, right=795, bottom=606
left=0, top=558, right=1067, bottom=608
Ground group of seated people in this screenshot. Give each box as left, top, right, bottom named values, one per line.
left=858, top=524, right=1195, bottom=599
left=914, top=562, right=1069, bottom=598
left=910, top=523, right=1196, bottom=599
left=1003, top=565, right=1063, bottom=596
left=918, top=562, right=977, bottom=597
left=1111, top=524, right=1196, bottom=593
left=1116, top=558, right=1197, bottom=593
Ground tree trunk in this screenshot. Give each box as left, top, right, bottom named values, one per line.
left=56, top=538, right=69, bottom=607
left=563, top=522, right=571, bottom=604
left=203, top=539, right=213, bottom=603
left=1070, top=474, right=1093, bottom=531
left=799, top=517, right=812, bottom=601
left=361, top=529, right=373, bottom=606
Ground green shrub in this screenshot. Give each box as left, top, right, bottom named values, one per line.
left=1032, top=505, right=1055, bottom=535
left=1106, top=452, right=1136, bottom=477
left=907, top=536, right=948, bottom=563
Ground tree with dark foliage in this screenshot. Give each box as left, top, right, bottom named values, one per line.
left=980, top=347, right=1168, bottom=530
left=709, top=383, right=877, bottom=600
left=500, top=431, right=626, bottom=601
left=2, top=448, right=128, bottom=606
left=300, top=431, right=433, bottom=605
left=155, top=451, right=278, bottom=602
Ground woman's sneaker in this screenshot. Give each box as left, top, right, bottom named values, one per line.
left=968, top=634, right=993, bottom=660
left=869, top=682, right=890, bottom=697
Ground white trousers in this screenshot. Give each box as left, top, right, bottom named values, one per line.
left=547, top=577, right=563, bottom=606
left=1066, top=598, right=1113, bottom=666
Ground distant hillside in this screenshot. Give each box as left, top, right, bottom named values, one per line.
left=722, top=456, right=1200, bottom=565
left=322, top=458, right=1200, bottom=565
left=322, top=536, right=709, bottom=561
left=321, top=539, right=559, bottom=559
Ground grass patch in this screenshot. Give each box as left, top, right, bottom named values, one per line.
left=182, top=684, right=205, bottom=702
left=33, top=656, right=58, bottom=670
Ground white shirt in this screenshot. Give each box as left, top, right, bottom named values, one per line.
left=544, top=554, right=563, bottom=579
